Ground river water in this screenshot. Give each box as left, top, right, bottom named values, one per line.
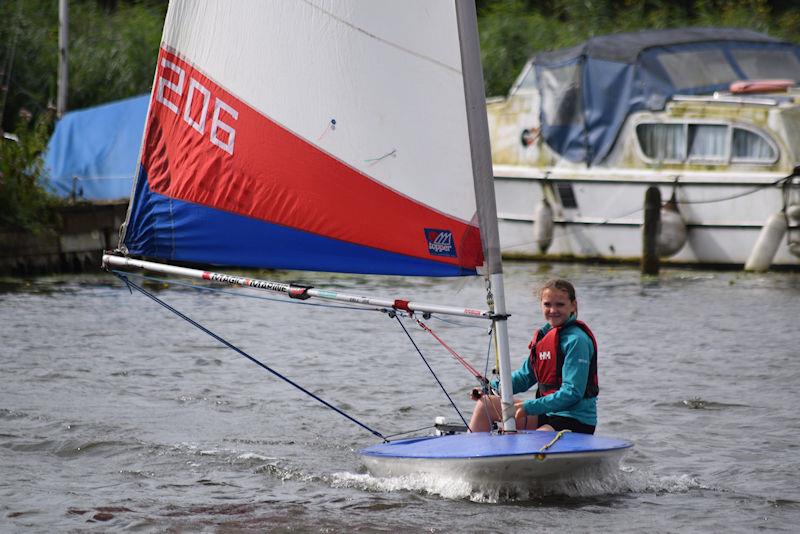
left=1, top=262, right=799, bottom=532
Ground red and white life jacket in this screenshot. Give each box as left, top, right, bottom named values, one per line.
left=527, top=320, right=599, bottom=398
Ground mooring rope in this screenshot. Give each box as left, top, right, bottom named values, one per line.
left=501, top=174, right=795, bottom=252
left=113, top=271, right=388, bottom=442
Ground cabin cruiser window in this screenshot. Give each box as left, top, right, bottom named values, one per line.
left=688, top=124, right=727, bottom=161
left=636, top=122, right=778, bottom=165
left=731, top=127, right=777, bottom=162
left=657, top=50, right=738, bottom=88
left=540, top=63, right=582, bottom=125
left=636, top=123, right=686, bottom=161
left=731, top=48, right=800, bottom=80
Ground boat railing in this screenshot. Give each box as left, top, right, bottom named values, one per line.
left=671, top=93, right=784, bottom=107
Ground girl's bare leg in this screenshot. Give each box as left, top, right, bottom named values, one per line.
left=470, top=397, right=541, bottom=432
left=468, top=395, right=502, bottom=432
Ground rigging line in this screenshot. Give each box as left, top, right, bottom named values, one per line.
left=483, top=324, right=494, bottom=386
left=382, top=425, right=435, bottom=440
left=112, top=270, right=380, bottom=313
left=415, top=319, right=485, bottom=382
left=393, top=315, right=470, bottom=430
left=112, top=272, right=387, bottom=442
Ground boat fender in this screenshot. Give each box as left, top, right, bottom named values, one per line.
left=533, top=198, right=554, bottom=253
left=657, top=198, right=687, bottom=257
left=745, top=211, right=788, bottom=271
left=786, top=204, right=800, bottom=258
left=786, top=203, right=800, bottom=222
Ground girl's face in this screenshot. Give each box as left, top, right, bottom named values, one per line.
left=540, top=287, right=577, bottom=328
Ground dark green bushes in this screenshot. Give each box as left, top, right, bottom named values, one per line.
left=0, top=111, right=60, bottom=232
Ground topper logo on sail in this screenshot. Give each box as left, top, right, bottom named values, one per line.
left=425, top=229, right=457, bottom=257
left=156, top=58, right=238, bottom=155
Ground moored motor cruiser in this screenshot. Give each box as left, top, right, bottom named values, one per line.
left=489, top=28, right=800, bottom=270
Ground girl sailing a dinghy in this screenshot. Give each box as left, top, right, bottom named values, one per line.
left=469, top=279, right=598, bottom=434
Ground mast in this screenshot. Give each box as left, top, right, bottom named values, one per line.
left=454, top=0, right=516, bottom=431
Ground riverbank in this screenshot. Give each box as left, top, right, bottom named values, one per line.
left=0, top=201, right=127, bottom=276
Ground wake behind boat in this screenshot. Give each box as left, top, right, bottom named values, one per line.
left=103, top=0, right=632, bottom=490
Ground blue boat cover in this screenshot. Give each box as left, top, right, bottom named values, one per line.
left=42, top=94, right=149, bottom=200
left=360, top=431, right=632, bottom=459
left=532, top=28, right=800, bottom=165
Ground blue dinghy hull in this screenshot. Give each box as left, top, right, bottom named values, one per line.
left=359, top=431, right=632, bottom=485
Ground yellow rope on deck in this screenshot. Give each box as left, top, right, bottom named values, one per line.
left=535, top=429, right=571, bottom=461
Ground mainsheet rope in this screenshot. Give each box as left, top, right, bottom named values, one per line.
left=112, top=271, right=388, bottom=442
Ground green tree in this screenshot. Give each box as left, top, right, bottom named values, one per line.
left=477, top=0, right=800, bottom=97
left=0, top=111, right=60, bottom=232
left=0, top=0, right=166, bottom=132
left=0, top=0, right=165, bottom=230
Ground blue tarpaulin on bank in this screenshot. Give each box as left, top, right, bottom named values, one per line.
left=42, top=94, right=148, bottom=200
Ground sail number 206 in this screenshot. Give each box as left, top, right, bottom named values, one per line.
left=156, top=58, right=238, bottom=156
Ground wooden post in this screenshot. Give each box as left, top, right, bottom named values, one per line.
left=57, top=0, right=69, bottom=118
left=642, top=186, right=661, bottom=275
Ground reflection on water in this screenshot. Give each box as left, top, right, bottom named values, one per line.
left=1, top=264, right=799, bottom=531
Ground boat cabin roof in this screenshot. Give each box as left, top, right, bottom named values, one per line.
left=525, top=28, right=800, bottom=166
left=535, top=27, right=783, bottom=64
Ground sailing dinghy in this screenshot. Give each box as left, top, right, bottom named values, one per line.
left=103, top=0, right=631, bottom=488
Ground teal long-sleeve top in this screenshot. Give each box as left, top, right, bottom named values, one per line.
left=509, top=317, right=597, bottom=426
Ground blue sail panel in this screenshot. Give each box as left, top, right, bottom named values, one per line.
left=123, top=169, right=477, bottom=277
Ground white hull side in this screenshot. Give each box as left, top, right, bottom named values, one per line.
left=361, top=449, right=627, bottom=486
left=495, top=169, right=800, bottom=267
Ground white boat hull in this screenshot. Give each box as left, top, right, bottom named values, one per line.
left=361, top=448, right=627, bottom=486
left=494, top=167, right=800, bottom=267
left=359, top=431, right=632, bottom=487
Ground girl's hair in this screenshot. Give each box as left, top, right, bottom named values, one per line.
left=537, top=279, right=577, bottom=301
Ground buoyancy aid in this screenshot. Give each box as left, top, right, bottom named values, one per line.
left=527, top=319, right=599, bottom=398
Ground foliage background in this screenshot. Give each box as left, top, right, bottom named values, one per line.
left=1, top=0, right=799, bottom=228
left=477, top=0, right=800, bottom=96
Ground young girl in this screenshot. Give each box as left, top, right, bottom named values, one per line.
left=469, top=278, right=598, bottom=434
